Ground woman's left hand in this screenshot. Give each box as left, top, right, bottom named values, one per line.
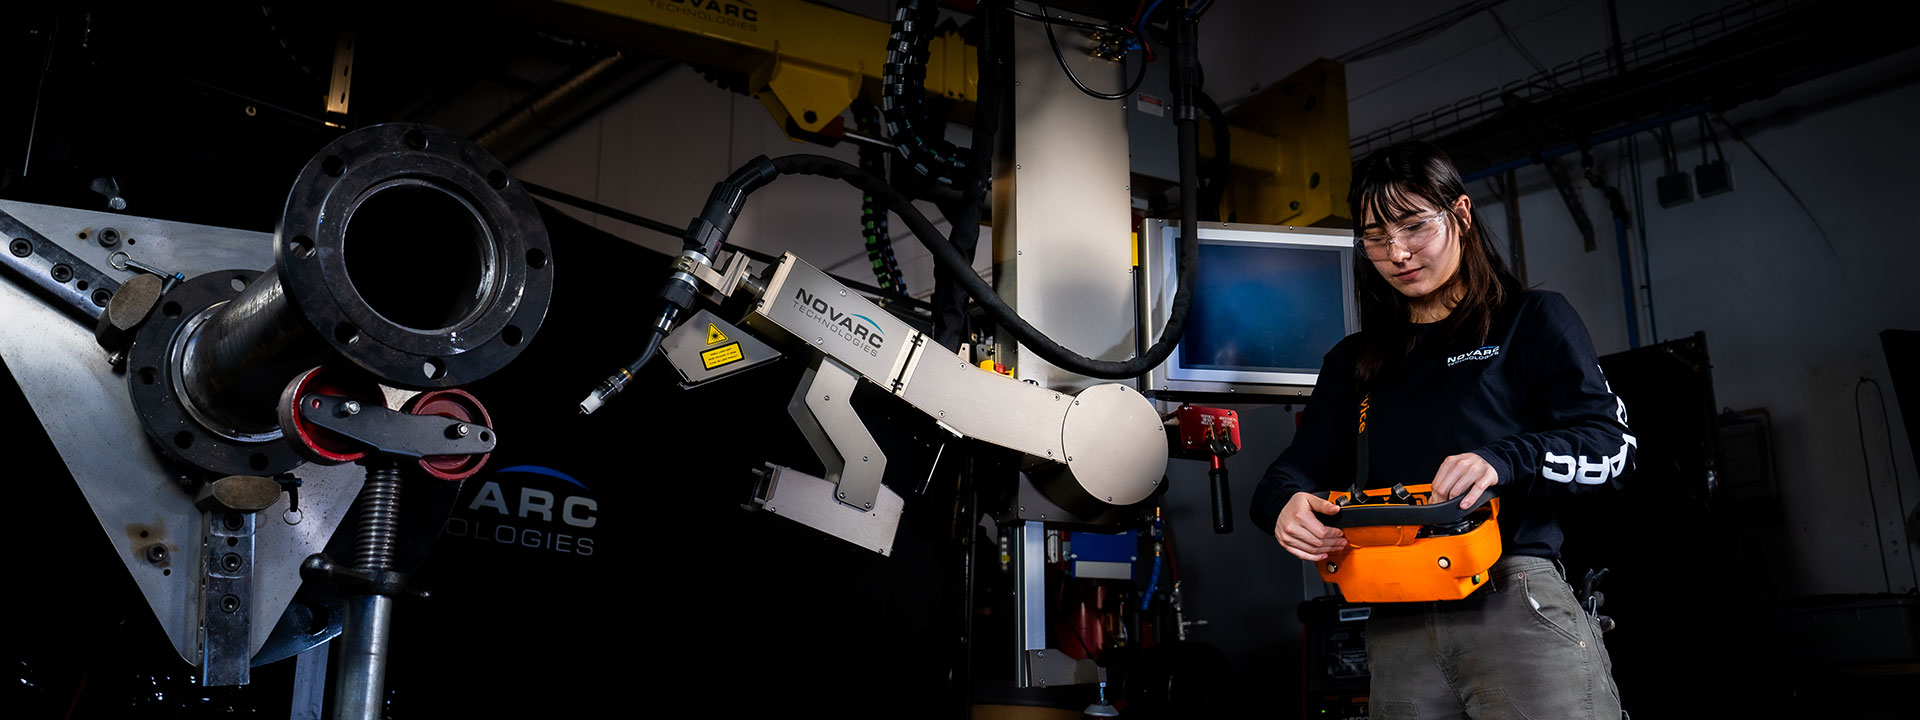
left=1429, top=453, right=1500, bottom=509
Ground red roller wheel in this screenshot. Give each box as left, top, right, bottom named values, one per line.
left=404, top=389, right=493, bottom=481
left=277, top=366, right=386, bottom=465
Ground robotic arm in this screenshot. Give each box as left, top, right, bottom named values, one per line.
left=652, top=250, right=1169, bottom=554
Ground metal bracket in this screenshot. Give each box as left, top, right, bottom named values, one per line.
left=300, top=396, right=497, bottom=458
left=1024, top=649, right=1105, bottom=688
left=691, top=250, right=754, bottom=302
left=200, top=511, right=254, bottom=686
left=0, top=208, right=119, bottom=324
left=659, top=308, right=782, bottom=387
left=747, top=464, right=903, bottom=555
left=786, top=356, right=886, bottom=512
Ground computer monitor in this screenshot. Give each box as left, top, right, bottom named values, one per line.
left=1137, top=219, right=1359, bottom=400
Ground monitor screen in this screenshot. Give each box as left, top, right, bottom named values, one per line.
left=1181, top=242, right=1350, bottom=375
left=1138, top=220, right=1358, bottom=399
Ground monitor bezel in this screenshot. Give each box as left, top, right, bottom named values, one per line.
left=1137, top=219, right=1359, bottom=401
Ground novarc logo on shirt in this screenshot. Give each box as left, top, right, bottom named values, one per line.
left=1446, top=346, right=1501, bottom=367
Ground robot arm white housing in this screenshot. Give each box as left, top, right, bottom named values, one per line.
left=723, top=253, right=1165, bottom=553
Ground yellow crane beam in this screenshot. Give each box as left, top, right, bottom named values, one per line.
left=536, top=0, right=977, bottom=138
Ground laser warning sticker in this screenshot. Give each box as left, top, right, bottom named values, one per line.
left=706, top=324, right=729, bottom=345
left=700, top=342, right=744, bottom=370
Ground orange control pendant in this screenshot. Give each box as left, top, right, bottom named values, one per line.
left=1313, top=483, right=1502, bottom=602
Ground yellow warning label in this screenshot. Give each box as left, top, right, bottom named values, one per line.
left=700, top=342, right=744, bottom=370
left=706, top=323, right=729, bottom=345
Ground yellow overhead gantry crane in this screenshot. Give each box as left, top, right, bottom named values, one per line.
left=524, top=0, right=1352, bottom=227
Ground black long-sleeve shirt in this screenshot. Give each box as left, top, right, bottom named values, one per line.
left=1250, top=290, right=1636, bottom=559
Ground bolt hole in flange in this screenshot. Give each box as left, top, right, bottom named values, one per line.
left=289, top=235, right=315, bottom=260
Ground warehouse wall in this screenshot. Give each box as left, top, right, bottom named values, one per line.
left=422, top=0, right=1920, bottom=706
left=1168, top=0, right=1920, bottom=698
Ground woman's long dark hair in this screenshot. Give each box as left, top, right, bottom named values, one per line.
left=1349, top=141, right=1522, bottom=384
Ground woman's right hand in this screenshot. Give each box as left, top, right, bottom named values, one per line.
left=1274, top=492, right=1346, bottom=561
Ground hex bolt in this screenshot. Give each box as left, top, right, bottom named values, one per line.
left=146, top=544, right=168, bottom=564
left=221, top=553, right=243, bottom=572
left=220, top=595, right=241, bottom=613
left=339, top=400, right=361, bottom=417
left=448, top=423, right=470, bottom=439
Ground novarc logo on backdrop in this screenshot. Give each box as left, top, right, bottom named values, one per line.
left=446, top=465, right=597, bottom=557
left=654, top=0, right=759, bottom=30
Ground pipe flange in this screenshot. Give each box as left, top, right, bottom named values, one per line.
left=127, top=271, right=306, bottom=476
left=276, top=123, right=552, bottom=389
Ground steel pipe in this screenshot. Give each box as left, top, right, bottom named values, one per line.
left=141, top=123, right=551, bottom=473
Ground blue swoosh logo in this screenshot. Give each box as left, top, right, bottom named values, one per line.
left=850, top=313, right=884, bottom=334
left=493, top=465, right=588, bottom=491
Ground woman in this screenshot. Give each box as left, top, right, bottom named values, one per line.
left=1250, top=140, right=1632, bottom=719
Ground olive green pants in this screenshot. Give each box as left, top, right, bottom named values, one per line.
left=1365, top=555, right=1621, bottom=719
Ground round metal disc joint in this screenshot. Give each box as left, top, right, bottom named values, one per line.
left=275, top=123, right=552, bottom=389
left=126, top=270, right=305, bottom=476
